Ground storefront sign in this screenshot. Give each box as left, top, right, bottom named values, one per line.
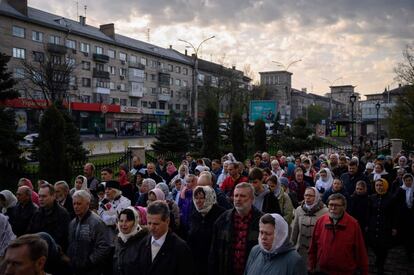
left=71, top=102, right=120, bottom=113
left=121, top=106, right=143, bottom=113
left=3, top=98, right=50, bottom=109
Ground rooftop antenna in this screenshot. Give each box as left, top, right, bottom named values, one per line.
left=84, top=5, right=87, bottom=18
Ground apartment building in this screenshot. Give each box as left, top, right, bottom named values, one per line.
left=0, top=0, right=192, bottom=135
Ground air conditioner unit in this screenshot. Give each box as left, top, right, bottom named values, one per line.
left=121, top=60, right=126, bottom=65
left=83, top=52, right=89, bottom=57
left=117, top=85, right=121, bottom=90
left=120, top=75, right=125, bottom=80
left=72, top=49, right=77, bottom=54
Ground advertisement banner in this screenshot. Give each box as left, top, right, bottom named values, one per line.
left=249, top=100, right=277, bottom=122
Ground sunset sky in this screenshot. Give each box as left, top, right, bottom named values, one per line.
left=30, top=0, right=414, bottom=98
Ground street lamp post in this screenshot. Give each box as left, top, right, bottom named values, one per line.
left=349, top=94, right=357, bottom=147
left=322, top=77, right=342, bottom=121
left=375, top=102, right=381, bottom=155
left=178, top=36, right=215, bottom=127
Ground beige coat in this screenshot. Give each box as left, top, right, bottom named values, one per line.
left=277, top=188, right=294, bottom=225
left=290, top=201, right=328, bottom=263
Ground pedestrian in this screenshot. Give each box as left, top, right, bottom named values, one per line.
left=136, top=200, right=194, bottom=275
left=291, top=187, right=327, bottom=263
left=249, top=168, right=281, bottom=214
left=70, top=175, right=88, bottom=197
left=8, top=186, right=38, bottom=237
left=315, top=168, right=333, bottom=195
left=54, top=181, right=75, bottom=219
left=308, top=193, right=368, bottom=275
left=348, top=180, right=369, bottom=237
left=244, top=214, right=307, bottom=275
left=288, top=167, right=309, bottom=203
left=0, top=213, right=15, bottom=258
left=136, top=178, right=156, bottom=207
left=266, top=175, right=293, bottom=224
left=322, top=178, right=349, bottom=205
left=187, top=186, right=225, bottom=275
left=113, top=207, right=149, bottom=275
left=0, top=190, right=17, bottom=217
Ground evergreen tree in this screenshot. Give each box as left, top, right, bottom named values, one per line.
left=231, top=112, right=245, bottom=160
left=60, top=108, right=88, bottom=163
left=254, top=119, right=266, bottom=152
left=38, top=105, right=70, bottom=183
left=0, top=52, right=22, bottom=191
left=152, top=114, right=190, bottom=155
left=202, top=104, right=220, bottom=158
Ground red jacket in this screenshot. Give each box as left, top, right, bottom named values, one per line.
left=220, top=175, right=248, bottom=196
left=308, top=212, right=368, bottom=275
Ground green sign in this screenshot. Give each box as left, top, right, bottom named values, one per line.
left=249, top=100, right=277, bottom=122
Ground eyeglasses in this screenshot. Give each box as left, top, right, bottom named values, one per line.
left=328, top=203, right=344, bottom=208
left=304, top=194, right=315, bottom=197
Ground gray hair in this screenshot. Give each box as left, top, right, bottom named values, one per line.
left=327, top=193, right=347, bottom=209
left=142, top=178, right=156, bottom=190
left=234, top=182, right=255, bottom=198
left=54, top=180, right=69, bottom=191
left=72, top=190, right=91, bottom=203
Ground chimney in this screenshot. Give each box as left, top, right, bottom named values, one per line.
left=399, top=83, right=402, bottom=88
left=232, top=66, right=236, bottom=70
left=79, top=15, right=86, bottom=25
left=99, top=23, right=115, bottom=39
left=7, top=0, right=28, bottom=16
left=185, top=49, right=187, bottom=56
left=169, top=45, right=172, bottom=49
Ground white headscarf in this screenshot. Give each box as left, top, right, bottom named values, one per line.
left=315, top=168, right=333, bottom=192
left=303, top=187, right=320, bottom=211
left=258, top=214, right=289, bottom=254
left=402, top=173, right=414, bottom=209
left=0, top=190, right=17, bottom=213
left=117, top=206, right=142, bottom=243
left=193, top=186, right=216, bottom=215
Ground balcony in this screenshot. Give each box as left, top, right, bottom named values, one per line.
left=128, top=61, right=145, bottom=70
left=46, top=43, right=67, bottom=55
left=93, top=68, right=110, bottom=79
left=94, top=87, right=110, bottom=95
left=158, top=93, right=171, bottom=102
left=129, top=82, right=144, bottom=97
left=129, top=89, right=144, bottom=98
left=93, top=53, right=110, bottom=63
left=159, top=72, right=170, bottom=87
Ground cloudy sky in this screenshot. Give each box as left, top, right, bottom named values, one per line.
left=30, top=0, right=413, bottom=97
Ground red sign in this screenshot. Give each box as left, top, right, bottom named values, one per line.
left=70, top=102, right=120, bottom=113
left=2, top=98, right=50, bottom=109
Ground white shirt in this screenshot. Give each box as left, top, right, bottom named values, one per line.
left=151, top=232, right=168, bottom=261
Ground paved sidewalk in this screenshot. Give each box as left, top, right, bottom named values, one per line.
left=368, top=246, right=414, bottom=275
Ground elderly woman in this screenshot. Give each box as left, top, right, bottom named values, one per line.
left=113, top=207, right=149, bottom=275
left=315, top=168, right=333, bottom=195
left=155, top=182, right=180, bottom=230
left=70, top=175, right=88, bottom=197
left=147, top=188, right=179, bottom=232
left=187, top=186, right=225, bottom=275
left=291, top=187, right=328, bottom=263
left=244, top=214, right=307, bottom=275
left=135, top=178, right=156, bottom=207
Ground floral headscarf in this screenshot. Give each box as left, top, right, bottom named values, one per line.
left=193, top=186, right=216, bottom=215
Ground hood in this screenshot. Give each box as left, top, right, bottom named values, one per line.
left=0, top=190, right=17, bottom=209
left=259, top=214, right=290, bottom=255
left=149, top=188, right=165, bottom=201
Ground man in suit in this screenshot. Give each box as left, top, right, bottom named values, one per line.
left=136, top=200, right=194, bottom=275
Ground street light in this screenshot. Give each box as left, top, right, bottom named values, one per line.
left=178, top=35, right=215, bottom=126
left=322, top=77, right=342, bottom=121
left=272, top=59, right=302, bottom=71
left=375, top=102, right=381, bottom=155
left=349, top=94, right=357, bottom=147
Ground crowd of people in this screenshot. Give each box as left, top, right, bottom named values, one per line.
left=0, top=149, right=413, bottom=275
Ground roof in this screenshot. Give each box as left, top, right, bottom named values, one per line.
left=259, top=70, right=293, bottom=75
left=0, top=1, right=191, bottom=65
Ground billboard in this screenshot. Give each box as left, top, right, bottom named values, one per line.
left=249, top=100, right=277, bottom=122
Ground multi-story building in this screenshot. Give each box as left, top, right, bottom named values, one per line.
left=0, top=0, right=193, bottom=135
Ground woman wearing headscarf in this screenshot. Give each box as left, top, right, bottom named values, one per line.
left=368, top=163, right=390, bottom=193
left=0, top=190, right=17, bottom=217
left=70, top=175, right=88, bottom=197
left=291, top=187, right=328, bottom=263
left=244, top=213, right=307, bottom=275
left=165, top=161, right=178, bottom=186
left=18, top=178, right=39, bottom=206
left=113, top=207, right=149, bottom=275
left=170, top=164, right=189, bottom=189
left=266, top=175, right=293, bottom=224
left=315, top=168, right=333, bottom=195
left=187, top=186, right=225, bottom=275
left=156, top=182, right=180, bottom=230
left=395, top=173, right=414, bottom=261
left=367, top=178, right=398, bottom=275
left=147, top=187, right=180, bottom=232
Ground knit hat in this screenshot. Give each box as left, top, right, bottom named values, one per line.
left=279, top=177, right=289, bottom=188
left=105, top=180, right=120, bottom=190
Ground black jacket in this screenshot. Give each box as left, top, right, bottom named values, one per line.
left=9, top=201, right=38, bottom=236
left=262, top=192, right=282, bottom=214
left=136, top=231, right=195, bottom=275
left=27, top=201, right=70, bottom=250
left=61, top=195, right=75, bottom=219
left=340, top=172, right=369, bottom=195
left=348, top=193, right=369, bottom=232
left=188, top=204, right=225, bottom=275
left=113, top=228, right=149, bottom=275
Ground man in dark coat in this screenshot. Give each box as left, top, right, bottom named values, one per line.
left=67, top=190, right=112, bottom=275
left=9, top=186, right=38, bottom=236
left=340, top=159, right=369, bottom=195
left=209, top=182, right=263, bottom=275
left=136, top=200, right=194, bottom=275
left=54, top=181, right=75, bottom=219
left=144, top=162, right=164, bottom=184
left=27, top=183, right=71, bottom=250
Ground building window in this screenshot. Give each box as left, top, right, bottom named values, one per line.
left=95, top=46, right=103, bottom=54
left=168, top=104, right=173, bottom=110
left=159, top=102, right=165, bottom=109
left=82, top=61, right=91, bottom=70
left=66, top=57, right=76, bottom=66
left=108, top=49, right=115, bottom=58
left=32, top=31, right=43, bottom=42
left=96, top=79, right=109, bottom=88
left=33, top=51, right=44, bottom=62
left=144, top=73, right=148, bottom=81
left=183, top=68, right=188, bottom=75
left=175, top=66, right=181, bottom=73
left=175, top=104, right=181, bottom=110
left=151, top=74, right=156, bottom=81
left=81, top=95, right=90, bottom=103
left=66, top=39, right=76, bottom=49
left=183, top=80, right=188, bottom=87
left=12, top=48, right=25, bottom=59
left=151, top=60, right=158, bottom=68
left=140, top=57, right=147, bottom=66
left=49, top=35, right=60, bottom=45
left=141, top=101, right=147, bottom=107
left=175, top=79, right=181, bottom=86
left=82, top=78, right=91, bottom=87
left=96, top=63, right=104, bottom=71
left=109, top=82, right=115, bottom=90
left=12, top=26, right=25, bottom=38
left=130, top=98, right=138, bottom=107
left=119, top=52, right=127, bottom=61
left=151, top=88, right=157, bottom=94
left=130, top=55, right=137, bottom=63
left=120, top=83, right=126, bottom=91
left=170, top=90, right=174, bottom=97
left=13, top=68, right=24, bottom=79
left=168, top=64, right=173, bottom=72
left=109, top=66, right=116, bottom=75
left=170, top=77, right=173, bottom=85
left=80, top=42, right=90, bottom=53
left=183, top=104, right=187, bottom=111
left=150, top=102, right=156, bottom=109
left=119, top=68, right=127, bottom=76
left=111, top=98, right=119, bottom=104
left=120, top=99, right=127, bottom=106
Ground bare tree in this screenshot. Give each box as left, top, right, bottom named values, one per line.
left=394, top=43, right=414, bottom=85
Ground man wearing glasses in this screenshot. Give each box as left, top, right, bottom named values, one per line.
left=308, top=193, right=368, bottom=275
